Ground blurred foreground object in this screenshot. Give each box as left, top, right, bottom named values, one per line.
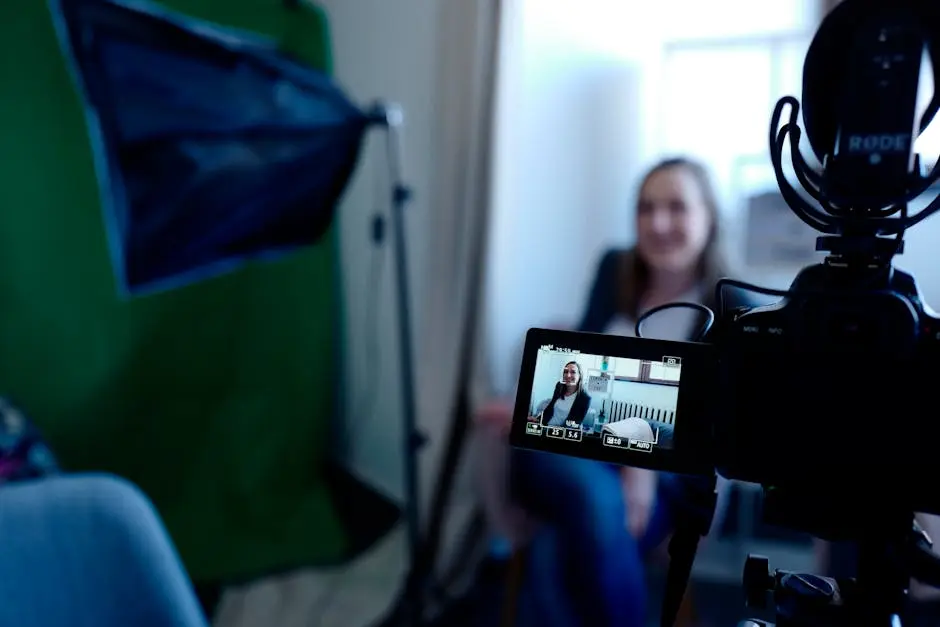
left=0, top=397, right=60, bottom=483
left=0, top=474, right=208, bottom=627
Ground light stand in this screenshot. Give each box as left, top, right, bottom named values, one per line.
left=368, top=85, right=494, bottom=626
left=365, top=102, right=427, bottom=627
left=368, top=4, right=502, bottom=622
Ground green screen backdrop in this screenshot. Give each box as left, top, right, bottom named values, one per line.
left=0, top=0, right=348, bottom=582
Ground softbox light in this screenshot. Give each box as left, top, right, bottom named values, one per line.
left=47, top=0, right=427, bottom=601
left=49, top=0, right=371, bottom=296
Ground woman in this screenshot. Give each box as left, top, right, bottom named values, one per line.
left=530, top=361, right=592, bottom=428
left=510, top=156, right=729, bottom=627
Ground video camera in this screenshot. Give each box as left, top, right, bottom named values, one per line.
left=510, top=2, right=940, bottom=626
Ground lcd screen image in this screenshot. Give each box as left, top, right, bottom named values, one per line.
left=523, top=347, right=682, bottom=453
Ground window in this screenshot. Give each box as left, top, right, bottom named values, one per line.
left=648, top=362, right=681, bottom=382
left=656, top=0, right=819, bottom=43
left=652, top=1, right=821, bottom=226
left=613, top=357, right=639, bottom=378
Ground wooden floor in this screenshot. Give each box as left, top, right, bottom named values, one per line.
left=210, top=525, right=816, bottom=627
left=210, top=480, right=818, bottom=627
left=213, top=497, right=481, bottom=627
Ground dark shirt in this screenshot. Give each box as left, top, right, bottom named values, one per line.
left=540, top=388, right=592, bottom=427
left=576, top=248, right=760, bottom=334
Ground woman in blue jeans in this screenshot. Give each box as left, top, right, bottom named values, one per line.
left=511, top=157, right=729, bottom=627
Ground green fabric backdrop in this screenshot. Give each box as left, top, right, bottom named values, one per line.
left=0, top=0, right=348, bottom=583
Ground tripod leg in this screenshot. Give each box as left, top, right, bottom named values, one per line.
left=501, top=548, right=527, bottom=627
left=674, top=585, right=699, bottom=627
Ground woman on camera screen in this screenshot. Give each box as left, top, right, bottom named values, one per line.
left=529, top=361, right=592, bottom=428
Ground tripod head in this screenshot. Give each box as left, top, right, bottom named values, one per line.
left=737, top=489, right=940, bottom=627
left=662, top=485, right=940, bottom=627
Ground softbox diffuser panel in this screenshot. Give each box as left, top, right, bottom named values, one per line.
left=50, top=0, right=369, bottom=296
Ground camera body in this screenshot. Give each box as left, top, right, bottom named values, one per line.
left=714, top=260, right=940, bottom=514
left=509, top=258, right=940, bottom=519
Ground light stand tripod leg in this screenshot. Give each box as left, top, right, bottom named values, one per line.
left=661, top=478, right=717, bottom=627
left=360, top=109, right=425, bottom=627
left=368, top=84, right=495, bottom=625
left=387, top=128, right=424, bottom=627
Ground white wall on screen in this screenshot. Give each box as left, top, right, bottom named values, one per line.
left=649, top=362, right=681, bottom=381
left=609, top=380, right=678, bottom=411
left=530, top=350, right=559, bottom=412
left=530, top=350, right=581, bottom=412
left=613, top=357, right=639, bottom=377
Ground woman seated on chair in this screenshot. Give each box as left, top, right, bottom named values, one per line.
left=529, top=361, right=592, bottom=428
left=508, top=156, right=730, bottom=627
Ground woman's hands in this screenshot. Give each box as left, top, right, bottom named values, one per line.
left=621, top=466, right=657, bottom=537
left=476, top=399, right=515, bottom=436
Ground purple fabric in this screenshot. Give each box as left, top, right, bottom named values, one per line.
left=0, top=398, right=59, bottom=483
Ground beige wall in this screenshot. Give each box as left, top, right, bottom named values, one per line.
left=316, top=0, right=441, bottom=500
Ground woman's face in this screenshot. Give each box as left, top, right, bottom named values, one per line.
left=636, top=166, right=713, bottom=275
left=561, top=363, right=580, bottom=387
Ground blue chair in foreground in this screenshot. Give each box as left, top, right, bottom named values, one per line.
left=0, top=473, right=208, bottom=627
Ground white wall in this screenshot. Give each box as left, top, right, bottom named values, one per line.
left=892, top=193, right=940, bottom=308
left=486, top=0, right=664, bottom=397
left=318, top=0, right=439, bottom=500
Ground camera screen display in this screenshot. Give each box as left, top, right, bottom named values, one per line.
left=509, top=328, right=716, bottom=475
left=524, top=348, right=681, bottom=452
